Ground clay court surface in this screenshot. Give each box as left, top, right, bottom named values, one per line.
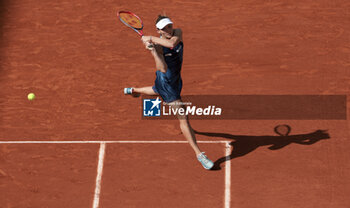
left=1, top=0, right=350, bottom=207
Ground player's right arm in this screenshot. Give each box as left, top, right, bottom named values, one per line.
left=149, top=44, right=167, bottom=73
left=142, top=28, right=182, bottom=49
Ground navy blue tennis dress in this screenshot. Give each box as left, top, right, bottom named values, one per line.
left=152, top=41, right=184, bottom=103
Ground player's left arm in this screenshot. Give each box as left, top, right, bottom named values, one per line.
left=143, top=29, right=182, bottom=48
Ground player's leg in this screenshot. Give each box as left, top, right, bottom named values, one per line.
left=171, top=100, right=214, bottom=170
left=125, top=45, right=165, bottom=97
left=124, top=86, right=158, bottom=97
left=178, top=116, right=201, bottom=155
left=133, top=86, right=158, bottom=95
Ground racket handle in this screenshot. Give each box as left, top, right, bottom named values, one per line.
left=146, top=44, right=154, bottom=51
left=141, top=36, right=154, bottom=49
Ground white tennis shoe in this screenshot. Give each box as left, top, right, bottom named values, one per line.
left=197, top=152, right=214, bottom=170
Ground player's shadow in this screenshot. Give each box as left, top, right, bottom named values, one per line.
left=194, top=129, right=330, bottom=170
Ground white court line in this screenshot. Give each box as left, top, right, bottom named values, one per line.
left=0, top=140, right=232, bottom=207
left=0, top=140, right=228, bottom=144
left=92, top=142, right=106, bottom=208
left=225, top=142, right=231, bottom=208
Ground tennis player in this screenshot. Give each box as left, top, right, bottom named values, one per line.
left=124, top=15, right=214, bottom=170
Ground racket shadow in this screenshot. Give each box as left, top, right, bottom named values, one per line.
left=194, top=129, right=330, bottom=171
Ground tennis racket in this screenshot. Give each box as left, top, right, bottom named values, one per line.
left=117, top=11, right=153, bottom=48
left=274, top=124, right=291, bottom=136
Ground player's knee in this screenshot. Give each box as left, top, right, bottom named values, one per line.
left=177, top=113, right=187, bottom=121
left=178, top=118, right=189, bottom=129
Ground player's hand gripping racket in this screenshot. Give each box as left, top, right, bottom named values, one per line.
left=117, top=11, right=153, bottom=49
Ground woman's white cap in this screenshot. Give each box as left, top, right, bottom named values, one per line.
left=156, top=18, right=173, bottom=29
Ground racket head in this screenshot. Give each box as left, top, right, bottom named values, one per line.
left=274, top=124, right=291, bottom=136
left=118, top=11, right=144, bottom=35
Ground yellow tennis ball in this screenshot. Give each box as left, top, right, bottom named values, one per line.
left=27, top=93, right=35, bottom=101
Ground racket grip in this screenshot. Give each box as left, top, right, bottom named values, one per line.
left=146, top=44, right=154, bottom=51
left=148, top=36, right=154, bottom=48
left=145, top=41, right=154, bottom=50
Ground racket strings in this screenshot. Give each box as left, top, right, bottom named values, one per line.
left=274, top=125, right=291, bottom=136
left=119, top=13, right=142, bottom=29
